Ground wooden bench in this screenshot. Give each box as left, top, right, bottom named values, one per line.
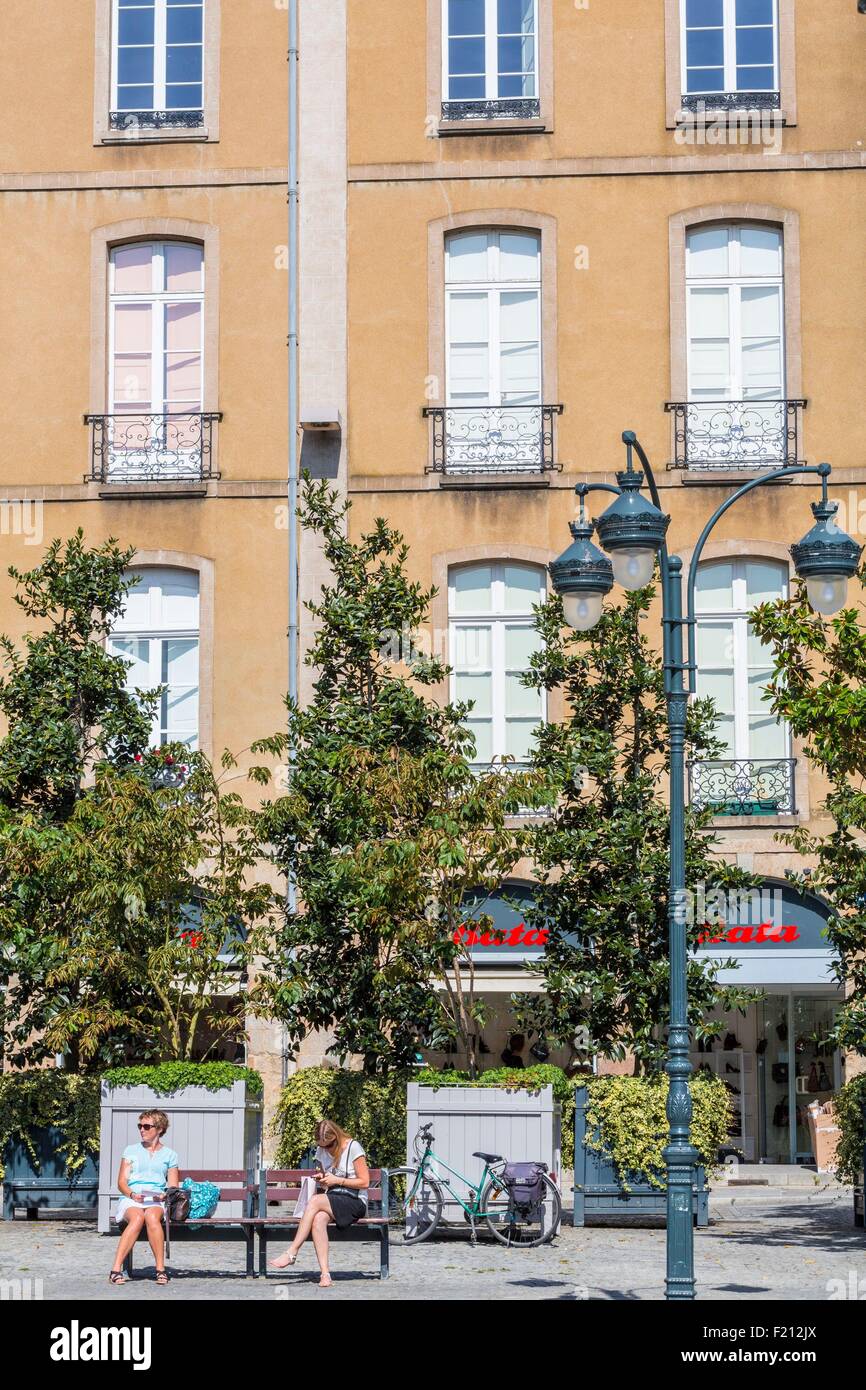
left=253, top=1168, right=390, bottom=1280
left=118, top=1169, right=259, bottom=1278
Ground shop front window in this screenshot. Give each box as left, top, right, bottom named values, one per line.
left=758, top=995, right=838, bottom=1163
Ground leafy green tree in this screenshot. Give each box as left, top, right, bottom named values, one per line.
left=0, top=533, right=159, bottom=1068
left=0, top=531, right=155, bottom=817
left=0, top=535, right=274, bottom=1069
left=1, top=749, right=277, bottom=1067
left=750, top=570, right=866, bottom=1052
left=512, top=584, right=758, bottom=1074
left=249, top=479, right=543, bottom=1076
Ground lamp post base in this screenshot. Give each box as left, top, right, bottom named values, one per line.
left=663, top=1141, right=700, bottom=1300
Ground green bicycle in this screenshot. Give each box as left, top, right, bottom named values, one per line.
left=387, top=1123, right=562, bottom=1248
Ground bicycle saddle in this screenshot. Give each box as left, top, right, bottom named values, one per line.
left=472, top=1151, right=503, bottom=1163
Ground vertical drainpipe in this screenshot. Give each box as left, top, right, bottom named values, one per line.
left=283, top=0, right=299, bottom=1087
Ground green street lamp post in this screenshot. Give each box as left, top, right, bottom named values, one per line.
left=550, top=433, right=862, bottom=1301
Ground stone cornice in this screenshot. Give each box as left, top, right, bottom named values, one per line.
left=0, top=168, right=288, bottom=194
left=349, top=149, right=866, bottom=184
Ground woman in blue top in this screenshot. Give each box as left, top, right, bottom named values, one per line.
left=109, top=1110, right=180, bottom=1286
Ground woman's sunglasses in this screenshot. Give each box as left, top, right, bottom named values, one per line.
left=138, top=1123, right=157, bottom=1131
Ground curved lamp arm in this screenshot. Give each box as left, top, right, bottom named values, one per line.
left=684, top=462, right=829, bottom=693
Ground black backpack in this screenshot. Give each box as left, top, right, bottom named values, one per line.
left=501, top=1162, right=547, bottom=1214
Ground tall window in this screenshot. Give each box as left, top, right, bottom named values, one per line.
left=110, top=568, right=200, bottom=748
left=112, top=0, right=204, bottom=121
left=684, top=223, right=785, bottom=466
left=449, top=562, right=546, bottom=768
left=110, top=241, right=204, bottom=419
left=446, top=230, right=541, bottom=407
left=681, top=0, right=778, bottom=99
left=687, top=224, right=783, bottom=404
left=444, top=0, right=538, bottom=106
left=693, top=559, right=793, bottom=811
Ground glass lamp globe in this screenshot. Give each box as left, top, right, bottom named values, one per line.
left=562, top=591, right=604, bottom=631
left=805, top=573, right=848, bottom=616
left=611, top=547, right=656, bottom=592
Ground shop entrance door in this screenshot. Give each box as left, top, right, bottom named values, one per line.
left=757, top=994, right=839, bottom=1163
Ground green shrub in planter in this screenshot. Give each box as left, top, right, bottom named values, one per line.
left=273, top=1064, right=729, bottom=1182
left=0, top=1072, right=100, bottom=1180
left=101, top=1061, right=263, bottom=1096
left=832, top=1074, right=866, bottom=1186
left=583, top=1072, right=732, bottom=1191
left=273, top=1068, right=409, bottom=1168
left=274, top=1064, right=575, bottom=1168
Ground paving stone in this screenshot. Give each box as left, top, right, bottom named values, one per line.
left=0, top=1191, right=861, bottom=1301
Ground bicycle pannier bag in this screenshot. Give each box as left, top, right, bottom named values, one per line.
left=502, top=1162, right=547, bottom=1213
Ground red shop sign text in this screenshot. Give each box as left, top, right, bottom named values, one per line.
left=453, top=922, right=549, bottom=949
left=697, top=921, right=801, bottom=947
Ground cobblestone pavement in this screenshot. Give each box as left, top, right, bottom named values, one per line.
left=1, top=1190, right=863, bottom=1301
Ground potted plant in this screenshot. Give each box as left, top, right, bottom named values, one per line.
left=1, top=1072, right=100, bottom=1219
left=573, top=1073, right=729, bottom=1226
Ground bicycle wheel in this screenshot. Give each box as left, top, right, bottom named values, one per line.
left=386, top=1167, right=444, bottom=1244
left=480, top=1172, right=562, bottom=1248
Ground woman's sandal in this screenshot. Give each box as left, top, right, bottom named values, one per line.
left=318, top=1274, right=333, bottom=1288
left=108, top=1271, right=125, bottom=1285
left=269, top=1251, right=297, bottom=1270
left=155, top=1269, right=170, bottom=1285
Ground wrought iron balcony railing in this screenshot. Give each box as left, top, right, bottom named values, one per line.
left=85, top=412, right=221, bottom=484
left=688, top=758, right=796, bottom=816
left=109, top=110, right=204, bottom=132
left=424, top=404, right=563, bottom=475
left=441, top=97, right=541, bottom=123
left=665, top=399, right=806, bottom=471
left=680, top=91, right=781, bottom=113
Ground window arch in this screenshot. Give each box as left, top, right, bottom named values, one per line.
left=448, top=560, right=546, bottom=768
left=110, top=566, right=200, bottom=749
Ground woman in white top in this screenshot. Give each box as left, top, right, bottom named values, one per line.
left=270, top=1117, right=370, bottom=1288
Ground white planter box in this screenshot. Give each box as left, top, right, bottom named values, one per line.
left=406, top=1082, right=561, bottom=1231
left=98, top=1080, right=262, bottom=1233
